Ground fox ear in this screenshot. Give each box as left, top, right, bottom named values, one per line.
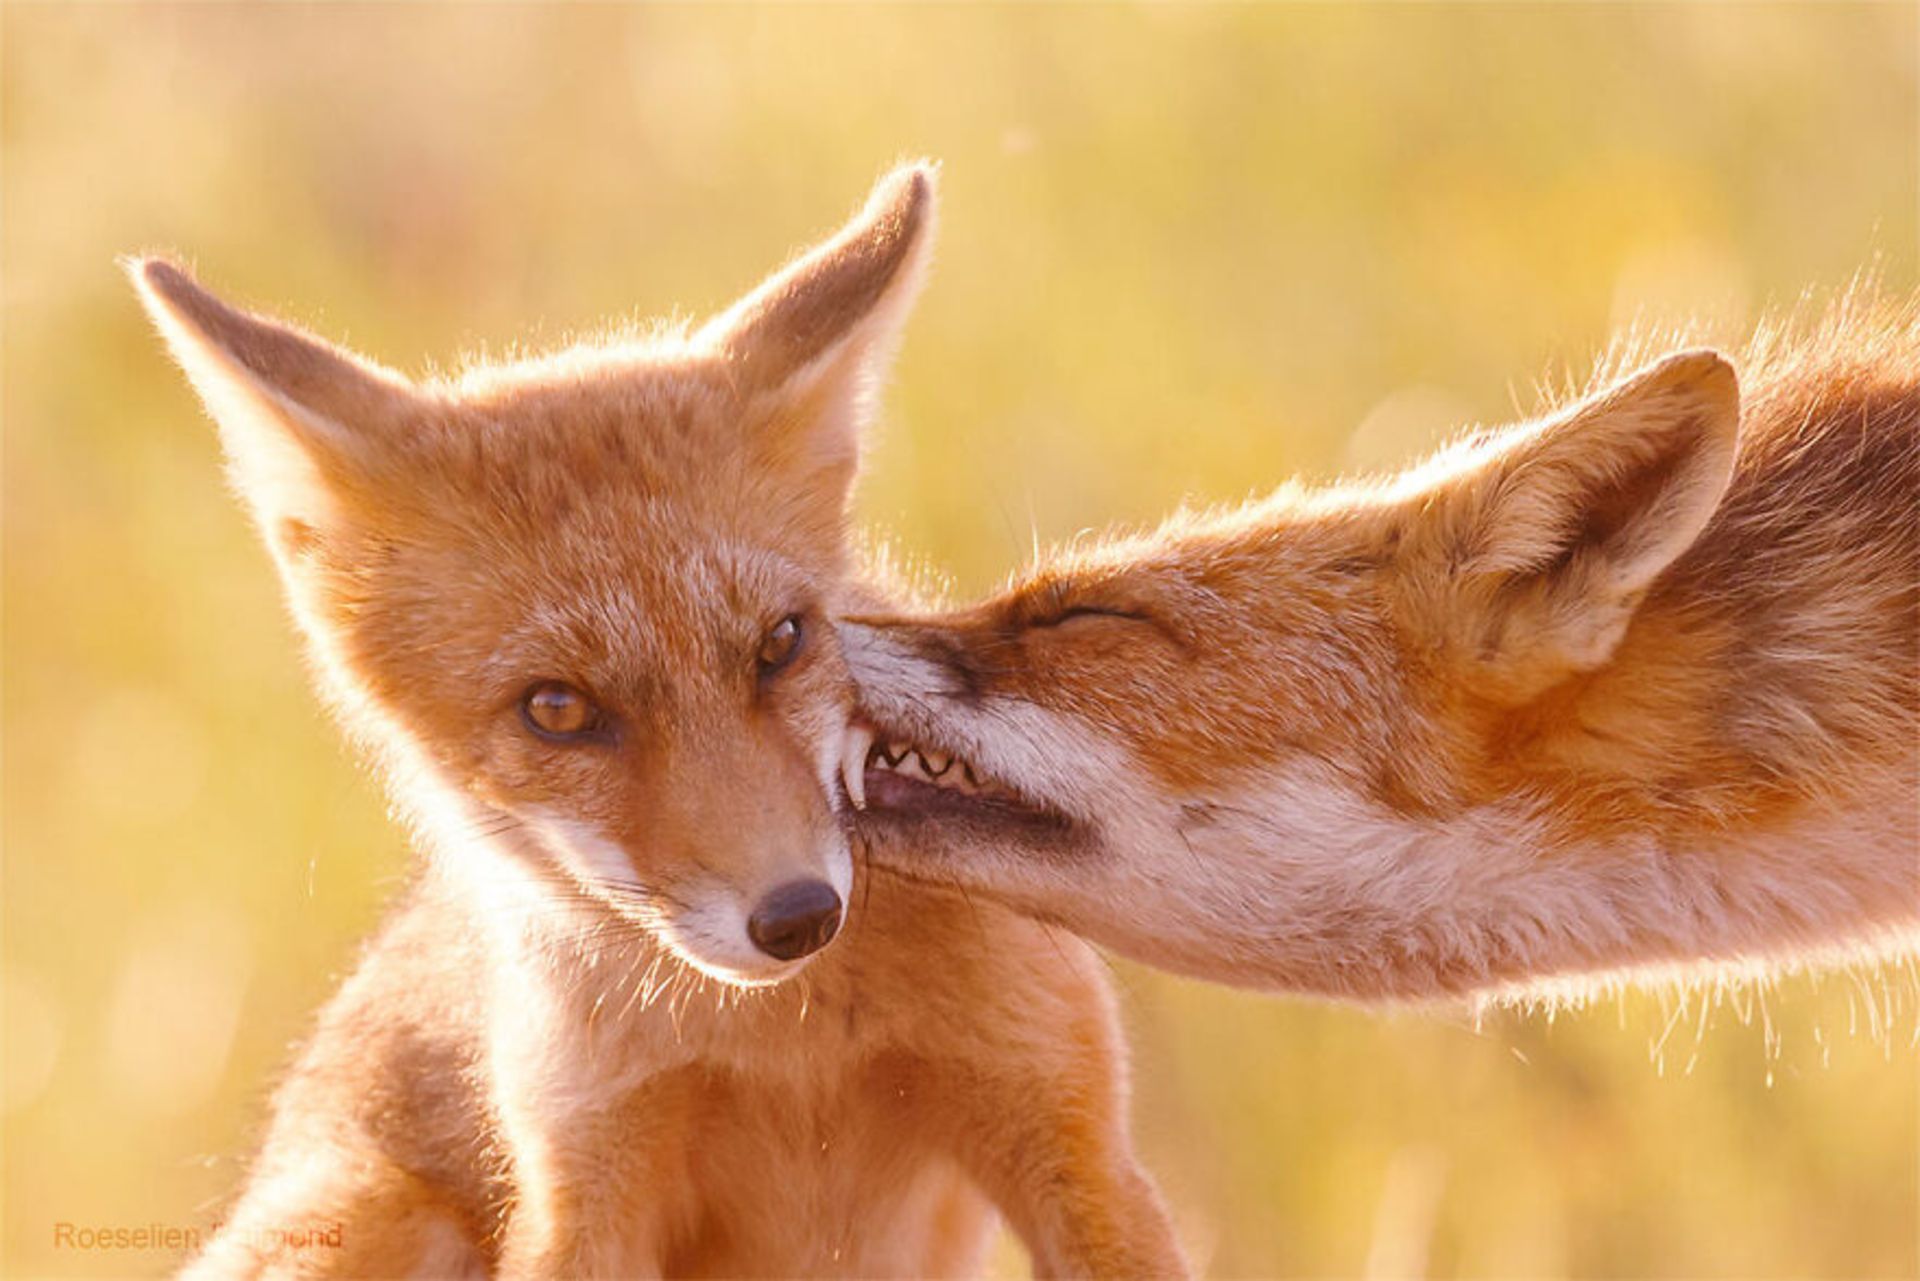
left=697, top=162, right=937, bottom=506
left=1424, top=349, right=1740, bottom=695
left=128, top=258, right=418, bottom=560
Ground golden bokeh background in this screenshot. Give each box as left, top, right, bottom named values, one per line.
left=4, top=5, right=1915, bottom=1277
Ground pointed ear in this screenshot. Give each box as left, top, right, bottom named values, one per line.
left=1422, top=349, right=1740, bottom=695
left=696, top=162, right=937, bottom=504
left=127, top=258, right=419, bottom=560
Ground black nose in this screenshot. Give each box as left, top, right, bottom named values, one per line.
left=747, top=880, right=843, bottom=961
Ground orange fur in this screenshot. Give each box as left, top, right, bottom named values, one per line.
left=132, top=166, right=1183, bottom=1278
left=840, top=291, right=1919, bottom=1002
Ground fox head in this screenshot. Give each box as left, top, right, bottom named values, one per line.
left=134, top=164, right=936, bottom=985
left=838, top=351, right=1741, bottom=991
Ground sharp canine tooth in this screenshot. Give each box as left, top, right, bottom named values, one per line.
left=922, top=751, right=952, bottom=777
left=840, top=724, right=873, bottom=810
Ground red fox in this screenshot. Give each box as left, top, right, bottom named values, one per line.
left=837, top=297, right=1920, bottom=1002
left=132, top=166, right=1183, bottom=1277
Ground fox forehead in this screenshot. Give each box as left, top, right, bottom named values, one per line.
left=306, top=361, right=822, bottom=652
left=473, top=535, right=824, bottom=689
left=396, top=359, right=783, bottom=535
left=345, top=502, right=822, bottom=714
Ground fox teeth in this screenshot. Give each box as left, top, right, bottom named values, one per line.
left=840, top=723, right=873, bottom=810
left=862, top=736, right=993, bottom=798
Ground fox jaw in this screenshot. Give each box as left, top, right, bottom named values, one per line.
left=838, top=340, right=1920, bottom=998
left=133, top=165, right=936, bottom=986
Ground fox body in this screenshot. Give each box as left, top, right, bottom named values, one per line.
left=841, top=297, right=1920, bottom=1002
left=135, top=168, right=1181, bottom=1277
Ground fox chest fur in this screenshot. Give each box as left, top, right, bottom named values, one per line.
left=234, top=861, right=1116, bottom=1278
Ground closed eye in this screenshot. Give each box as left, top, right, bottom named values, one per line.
left=1024, top=601, right=1191, bottom=654
left=1031, top=605, right=1151, bottom=629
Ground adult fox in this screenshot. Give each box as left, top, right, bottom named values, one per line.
left=132, top=166, right=1182, bottom=1277
left=839, top=298, right=1919, bottom=1001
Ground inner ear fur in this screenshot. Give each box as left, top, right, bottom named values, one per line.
left=697, top=162, right=938, bottom=512
left=1410, top=348, right=1741, bottom=699
left=128, top=258, right=422, bottom=560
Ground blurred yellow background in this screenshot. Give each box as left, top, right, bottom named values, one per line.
left=4, top=4, right=1915, bottom=1277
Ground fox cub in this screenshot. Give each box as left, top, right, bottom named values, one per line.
left=134, top=166, right=1183, bottom=1277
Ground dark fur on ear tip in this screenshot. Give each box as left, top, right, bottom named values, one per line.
left=870, top=161, right=937, bottom=232
left=849, top=162, right=936, bottom=285
left=125, top=255, right=247, bottom=348
left=125, top=255, right=201, bottom=310
left=706, top=162, right=941, bottom=394
left=1639, top=347, right=1740, bottom=410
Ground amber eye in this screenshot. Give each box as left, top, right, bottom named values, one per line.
left=756, top=615, right=804, bottom=676
left=521, top=682, right=603, bottom=741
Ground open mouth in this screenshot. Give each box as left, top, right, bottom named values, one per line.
left=836, top=723, right=1069, bottom=833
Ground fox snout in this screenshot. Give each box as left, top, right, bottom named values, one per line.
left=833, top=619, right=1125, bottom=840
left=643, top=821, right=853, bottom=986
left=543, top=820, right=852, bottom=986
left=514, top=718, right=856, bottom=988
left=835, top=620, right=968, bottom=705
